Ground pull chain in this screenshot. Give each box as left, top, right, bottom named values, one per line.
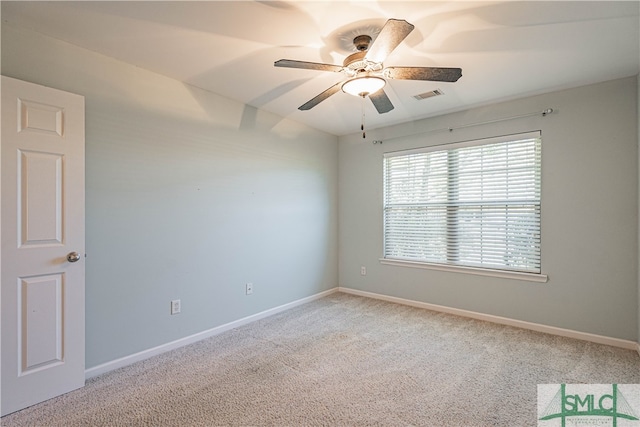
left=361, top=94, right=366, bottom=139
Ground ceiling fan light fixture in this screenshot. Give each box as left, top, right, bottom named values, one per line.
left=342, top=76, right=386, bottom=97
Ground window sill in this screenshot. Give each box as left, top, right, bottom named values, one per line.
left=378, top=258, right=548, bottom=283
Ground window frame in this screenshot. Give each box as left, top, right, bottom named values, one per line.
left=381, top=131, right=547, bottom=283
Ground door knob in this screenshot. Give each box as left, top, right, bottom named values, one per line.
left=66, top=251, right=81, bottom=263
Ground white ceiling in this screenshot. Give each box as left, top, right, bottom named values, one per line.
left=2, top=1, right=639, bottom=136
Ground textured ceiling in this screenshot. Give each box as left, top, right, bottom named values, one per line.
left=2, top=1, right=639, bottom=136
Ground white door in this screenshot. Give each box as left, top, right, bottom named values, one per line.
left=1, top=76, right=85, bottom=416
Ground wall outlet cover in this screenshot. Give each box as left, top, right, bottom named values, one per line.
left=171, top=299, right=181, bottom=315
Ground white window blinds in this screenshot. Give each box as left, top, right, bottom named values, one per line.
left=383, top=132, right=541, bottom=274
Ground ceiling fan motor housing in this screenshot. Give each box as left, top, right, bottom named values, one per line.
left=343, top=50, right=383, bottom=77
left=343, top=51, right=367, bottom=72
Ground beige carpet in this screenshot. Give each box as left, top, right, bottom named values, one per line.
left=2, top=292, right=640, bottom=426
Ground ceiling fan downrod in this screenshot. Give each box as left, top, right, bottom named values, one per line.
left=353, top=35, right=372, bottom=52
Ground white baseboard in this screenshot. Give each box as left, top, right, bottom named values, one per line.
left=85, top=287, right=339, bottom=379
left=339, top=287, right=639, bottom=352
left=86, top=285, right=638, bottom=379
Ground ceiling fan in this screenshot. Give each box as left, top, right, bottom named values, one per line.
left=274, top=18, right=462, bottom=114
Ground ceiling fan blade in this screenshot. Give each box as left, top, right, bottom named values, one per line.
left=385, top=67, right=463, bottom=82
left=275, top=59, right=343, bottom=73
left=298, top=82, right=343, bottom=110
left=369, top=89, right=394, bottom=114
left=364, top=19, right=415, bottom=64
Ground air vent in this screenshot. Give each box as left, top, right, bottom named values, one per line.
left=414, top=89, right=444, bottom=100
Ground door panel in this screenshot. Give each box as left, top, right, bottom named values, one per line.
left=19, top=150, right=64, bottom=246
left=20, top=274, right=64, bottom=373
left=1, top=76, right=85, bottom=416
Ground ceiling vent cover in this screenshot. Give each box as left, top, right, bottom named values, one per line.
left=414, top=89, right=444, bottom=100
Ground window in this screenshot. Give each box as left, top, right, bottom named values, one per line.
left=383, top=132, right=541, bottom=275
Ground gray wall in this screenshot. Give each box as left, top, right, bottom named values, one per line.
left=339, top=77, right=639, bottom=341
left=2, top=17, right=638, bottom=373
left=1, top=24, right=339, bottom=368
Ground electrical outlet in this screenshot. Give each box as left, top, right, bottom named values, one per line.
left=361, top=266, right=367, bottom=276
left=171, top=299, right=181, bottom=315
left=246, top=283, right=253, bottom=295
